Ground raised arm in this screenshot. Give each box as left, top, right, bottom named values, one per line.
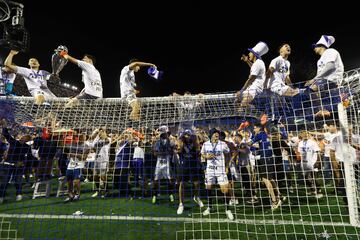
left=4, top=50, right=19, bottom=72
left=129, top=61, right=156, bottom=70
left=60, top=51, right=79, bottom=65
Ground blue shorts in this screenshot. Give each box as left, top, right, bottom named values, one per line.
left=66, top=168, right=82, bottom=181
left=283, top=160, right=291, bottom=172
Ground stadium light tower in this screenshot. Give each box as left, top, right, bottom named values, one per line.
left=0, top=0, right=29, bottom=52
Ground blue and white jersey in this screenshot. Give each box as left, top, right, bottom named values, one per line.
left=120, top=65, right=136, bottom=98
left=66, top=143, right=89, bottom=170
left=298, top=139, right=320, bottom=168
left=267, top=55, right=290, bottom=87
left=16, top=67, right=50, bottom=93
left=201, top=140, right=229, bottom=174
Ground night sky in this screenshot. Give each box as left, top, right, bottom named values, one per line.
left=1, top=1, right=359, bottom=98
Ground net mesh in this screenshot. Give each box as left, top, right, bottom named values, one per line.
left=0, top=68, right=359, bottom=239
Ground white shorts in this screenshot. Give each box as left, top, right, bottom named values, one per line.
left=270, top=81, right=290, bottom=96
left=30, top=88, right=56, bottom=99
left=301, top=161, right=316, bottom=172
left=205, top=172, right=229, bottom=186
left=154, top=160, right=171, bottom=180
left=122, top=93, right=137, bottom=104
left=243, top=83, right=263, bottom=98
left=95, top=161, right=108, bottom=175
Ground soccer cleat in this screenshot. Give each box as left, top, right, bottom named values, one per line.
left=169, top=194, right=174, bottom=203
left=246, top=197, right=259, bottom=204
left=294, top=118, right=305, bottom=124
left=225, top=210, right=234, bottom=220
left=193, top=196, right=204, bottom=207
left=152, top=195, right=157, bottom=204
left=58, top=176, right=66, bottom=181
left=72, top=210, right=84, bottom=216
left=203, top=207, right=211, bottom=216
left=73, top=195, right=80, bottom=201
left=16, top=195, right=22, bottom=202
left=91, top=191, right=99, bottom=198
left=271, top=200, right=282, bottom=211
left=315, top=193, right=324, bottom=199
left=177, top=204, right=184, bottom=215
left=64, top=197, right=72, bottom=203
left=229, top=198, right=239, bottom=206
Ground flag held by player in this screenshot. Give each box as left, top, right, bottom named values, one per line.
left=147, top=66, right=163, bottom=81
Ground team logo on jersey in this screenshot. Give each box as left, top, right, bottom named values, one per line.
left=279, top=65, right=288, bottom=73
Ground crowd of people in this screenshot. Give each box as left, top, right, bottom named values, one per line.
left=0, top=111, right=358, bottom=220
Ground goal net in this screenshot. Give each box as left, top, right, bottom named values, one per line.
left=0, top=68, right=359, bottom=240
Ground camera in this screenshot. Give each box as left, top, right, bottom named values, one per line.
left=0, top=1, right=29, bottom=52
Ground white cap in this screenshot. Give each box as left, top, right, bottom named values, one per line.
left=312, top=35, right=335, bottom=49
left=248, top=41, right=269, bottom=59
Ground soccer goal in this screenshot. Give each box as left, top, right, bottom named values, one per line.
left=0, top=69, right=360, bottom=240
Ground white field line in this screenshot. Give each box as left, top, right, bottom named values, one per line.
left=0, top=214, right=354, bottom=227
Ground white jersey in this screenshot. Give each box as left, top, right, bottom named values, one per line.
left=16, top=67, right=54, bottom=95
left=66, top=143, right=89, bottom=170
left=87, top=137, right=110, bottom=166
left=67, top=158, right=79, bottom=170
left=154, top=155, right=172, bottom=180
left=317, top=48, right=344, bottom=84
left=289, top=136, right=299, bottom=148
left=133, top=146, right=145, bottom=160
left=250, top=59, right=266, bottom=88
left=329, top=134, right=357, bottom=163
left=201, top=140, right=230, bottom=175
left=120, top=65, right=136, bottom=98
left=298, top=139, right=320, bottom=169
left=244, top=59, right=266, bottom=98
left=96, top=142, right=110, bottom=164
left=323, top=132, right=338, bottom=157
left=268, top=55, right=290, bottom=87
left=78, top=60, right=103, bottom=98
left=85, top=151, right=96, bottom=163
